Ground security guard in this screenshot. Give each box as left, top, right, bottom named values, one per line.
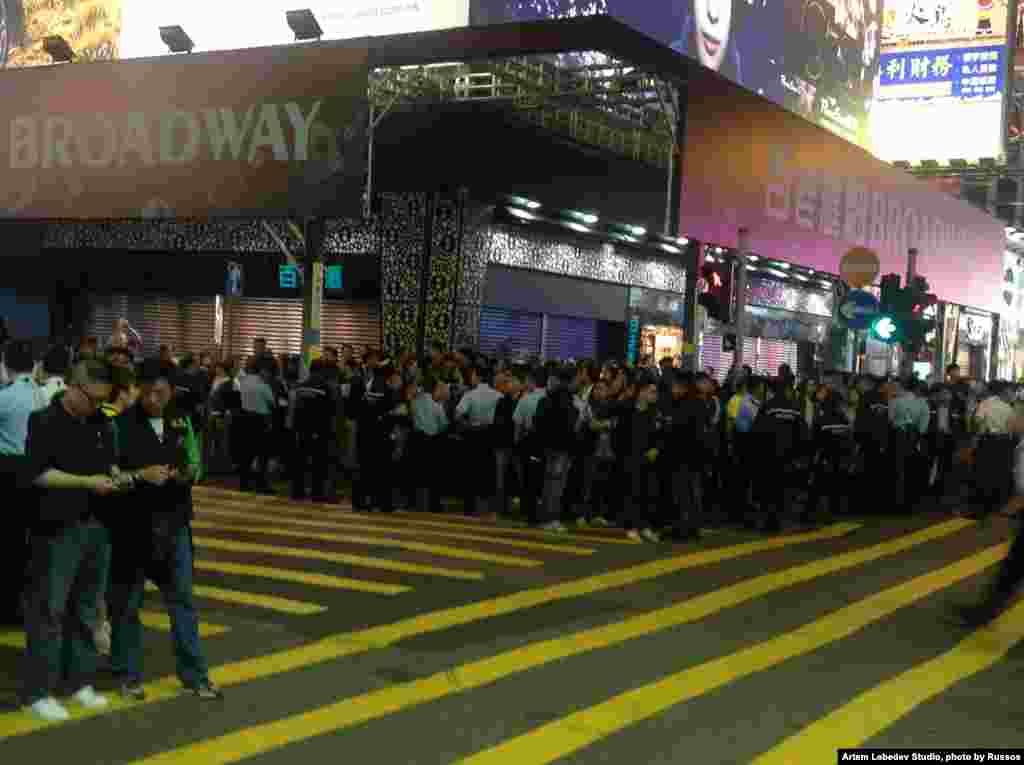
left=289, top=359, right=337, bottom=502
left=21, top=359, right=118, bottom=722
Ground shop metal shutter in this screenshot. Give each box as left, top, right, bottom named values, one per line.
left=87, top=295, right=129, bottom=347
left=224, top=298, right=303, bottom=359
left=321, top=301, right=382, bottom=352
left=542, top=315, right=597, bottom=361
left=479, top=306, right=542, bottom=357
left=760, top=339, right=798, bottom=378
left=141, top=297, right=217, bottom=357
left=699, top=334, right=732, bottom=381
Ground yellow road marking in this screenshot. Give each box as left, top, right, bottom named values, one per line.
left=191, top=519, right=542, bottom=569
left=194, top=505, right=596, bottom=556
left=192, top=536, right=484, bottom=582
left=454, top=543, right=1008, bottom=765
left=144, top=582, right=327, bottom=616
left=0, top=611, right=228, bottom=650
left=193, top=489, right=640, bottom=546
left=123, top=521, right=978, bottom=765
left=192, top=559, right=409, bottom=596
left=0, top=519, right=863, bottom=739
left=752, top=595, right=1024, bottom=763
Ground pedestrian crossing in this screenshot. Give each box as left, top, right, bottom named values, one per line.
left=0, top=611, right=230, bottom=651
left=1, top=506, right=1021, bottom=763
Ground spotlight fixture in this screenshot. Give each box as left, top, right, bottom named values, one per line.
left=506, top=207, right=537, bottom=221
left=509, top=195, right=541, bottom=210
left=660, top=243, right=680, bottom=254
left=286, top=9, right=323, bottom=41
left=714, top=246, right=724, bottom=254
left=43, top=35, right=75, bottom=62
left=159, top=25, right=195, bottom=53
left=677, top=237, right=689, bottom=246
left=564, top=221, right=591, bottom=234
left=626, top=225, right=646, bottom=236
left=567, top=210, right=599, bottom=225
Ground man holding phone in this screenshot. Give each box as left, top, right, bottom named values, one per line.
left=21, top=358, right=119, bottom=722
left=107, top=359, right=222, bottom=702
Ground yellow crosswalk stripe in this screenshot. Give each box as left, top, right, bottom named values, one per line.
left=751, top=597, right=1024, bottom=763
left=190, top=519, right=543, bottom=569
left=193, top=536, right=483, bottom=581
left=144, top=582, right=327, bottom=616
left=194, top=505, right=596, bottom=556
left=118, top=520, right=966, bottom=765
left=453, top=544, right=1008, bottom=765
left=0, top=519, right=862, bottom=739
left=192, top=488, right=640, bottom=546
left=192, top=559, right=409, bottom=596
left=0, top=611, right=229, bottom=650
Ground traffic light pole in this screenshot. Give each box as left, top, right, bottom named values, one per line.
left=899, top=247, right=919, bottom=379
left=734, top=227, right=750, bottom=373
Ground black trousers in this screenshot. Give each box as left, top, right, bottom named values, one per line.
left=353, top=424, right=394, bottom=511
left=290, top=429, right=332, bottom=500
left=234, top=413, right=272, bottom=491
left=991, top=521, right=1024, bottom=605
left=460, top=429, right=496, bottom=515
left=412, top=432, right=446, bottom=513
left=0, top=454, right=28, bottom=624
left=806, top=450, right=845, bottom=519
left=519, top=446, right=545, bottom=526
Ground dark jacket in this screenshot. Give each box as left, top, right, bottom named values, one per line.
left=292, top=375, right=337, bottom=435
left=812, top=403, right=853, bottom=461
left=660, top=395, right=710, bottom=466
left=535, top=386, right=579, bottom=453
left=493, top=395, right=518, bottom=450
left=111, top=402, right=195, bottom=544
left=855, top=390, right=890, bottom=448
left=753, top=394, right=806, bottom=458
left=615, top=403, right=660, bottom=465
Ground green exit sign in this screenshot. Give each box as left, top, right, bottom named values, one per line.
left=279, top=264, right=343, bottom=290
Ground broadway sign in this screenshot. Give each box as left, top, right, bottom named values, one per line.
left=1, top=43, right=369, bottom=219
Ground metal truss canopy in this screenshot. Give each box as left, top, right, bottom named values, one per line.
left=368, top=52, right=676, bottom=169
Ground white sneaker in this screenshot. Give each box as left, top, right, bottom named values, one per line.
left=27, top=697, right=69, bottom=722
left=640, top=528, right=661, bottom=543
left=71, top=686, right=108, bottom=709
left=626, top=529, right=642, bottom=542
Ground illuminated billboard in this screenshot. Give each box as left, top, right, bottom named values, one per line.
left=0, top=1, right=469, bottom=66
left=870, top=0, right=1011, bottom=163
left=471, top=1, right=883, bottom=151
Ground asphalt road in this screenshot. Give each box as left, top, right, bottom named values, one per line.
left=1, top=486, right=1022, bottom=764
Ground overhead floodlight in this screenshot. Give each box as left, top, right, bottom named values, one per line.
left=660, top=243, right=680, bottom=254
left=286, top=9, right=323, bottom=41
left=160, top=25, right=195, bottom=53
left=819, top=280, right=833, bottom=288
left=627, top=225, right=646, bottom=236
left=507, top=207, right=537, bottom=221
left=705, top=255, right=717, bottom=263
left=747, top=254, right=759, bottom=261
left=714, top=246, right=724, bottom=254
left=564, top=221, right=591, bottom=233
left=565, top=210, right=598, bottom=225
left=1007, top=226, right=1017, bottom=234
left=43, top=36, right=75, bottom=62
left=792, top=274, right=809, bottom=281
left=775, top=262, right=791, bottom=269
left=677, top=237, right=689, bottom=246
left=509, top=195, right=541, bottom=210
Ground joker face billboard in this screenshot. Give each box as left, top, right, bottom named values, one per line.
left=471, top=0, right=883, bottom=151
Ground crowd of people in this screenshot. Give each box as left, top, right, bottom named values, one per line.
left=3, top=318, right=1024, bottom=721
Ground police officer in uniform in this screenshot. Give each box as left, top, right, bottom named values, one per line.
left=289, top=359, right=338, bottom=502
left=751, top=380, right=806, bottom=533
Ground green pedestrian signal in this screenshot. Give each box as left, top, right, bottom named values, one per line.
left=870, top=315, right=899, bottom=343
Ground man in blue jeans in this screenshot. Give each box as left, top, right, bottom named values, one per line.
left=108, top=359, right=222, bottom=701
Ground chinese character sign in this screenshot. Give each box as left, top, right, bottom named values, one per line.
left=878, top=45, right=1003, bottom=97
left=279, top=263, right=344, bottom=290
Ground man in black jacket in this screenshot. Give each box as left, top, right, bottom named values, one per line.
left=289, top=359, right=338, bottom=502
left=21, top=359, right=117, bottom=722
left=660, top=374, right=711, bottom=540
left=534, top=367, right=579, bottom=532
left=107, top=359, right=222, bottom=702
left=752, top=380, right=806, bottom=532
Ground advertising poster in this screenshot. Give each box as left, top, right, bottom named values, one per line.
left=471, top=0, right=882, bottom=151
left=871, top=0, right=1011, bottom=162
left=678, top=66, right=1005, bottom=315
left=0, top=1, right=469, bottom=67
left=0, top=44, right=370, bottom=219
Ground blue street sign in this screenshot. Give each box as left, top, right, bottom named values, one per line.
left=325, top=265, right=343, bottom=290
left=839, top=289, right=880, bottom=330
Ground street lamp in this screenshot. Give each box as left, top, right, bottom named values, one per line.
left=159, top=25, right=195, bottom=54
left=286, top=9, right=323, bottom=41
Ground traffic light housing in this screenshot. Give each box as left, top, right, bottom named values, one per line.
left=871, top=273, right=902, bottom=343
left=698, top=253, right=734, bottom=323
left=903, top=277, right=937, bottom=353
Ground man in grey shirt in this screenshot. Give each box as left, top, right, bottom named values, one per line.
left=236, top=355, right=276, bottom=493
